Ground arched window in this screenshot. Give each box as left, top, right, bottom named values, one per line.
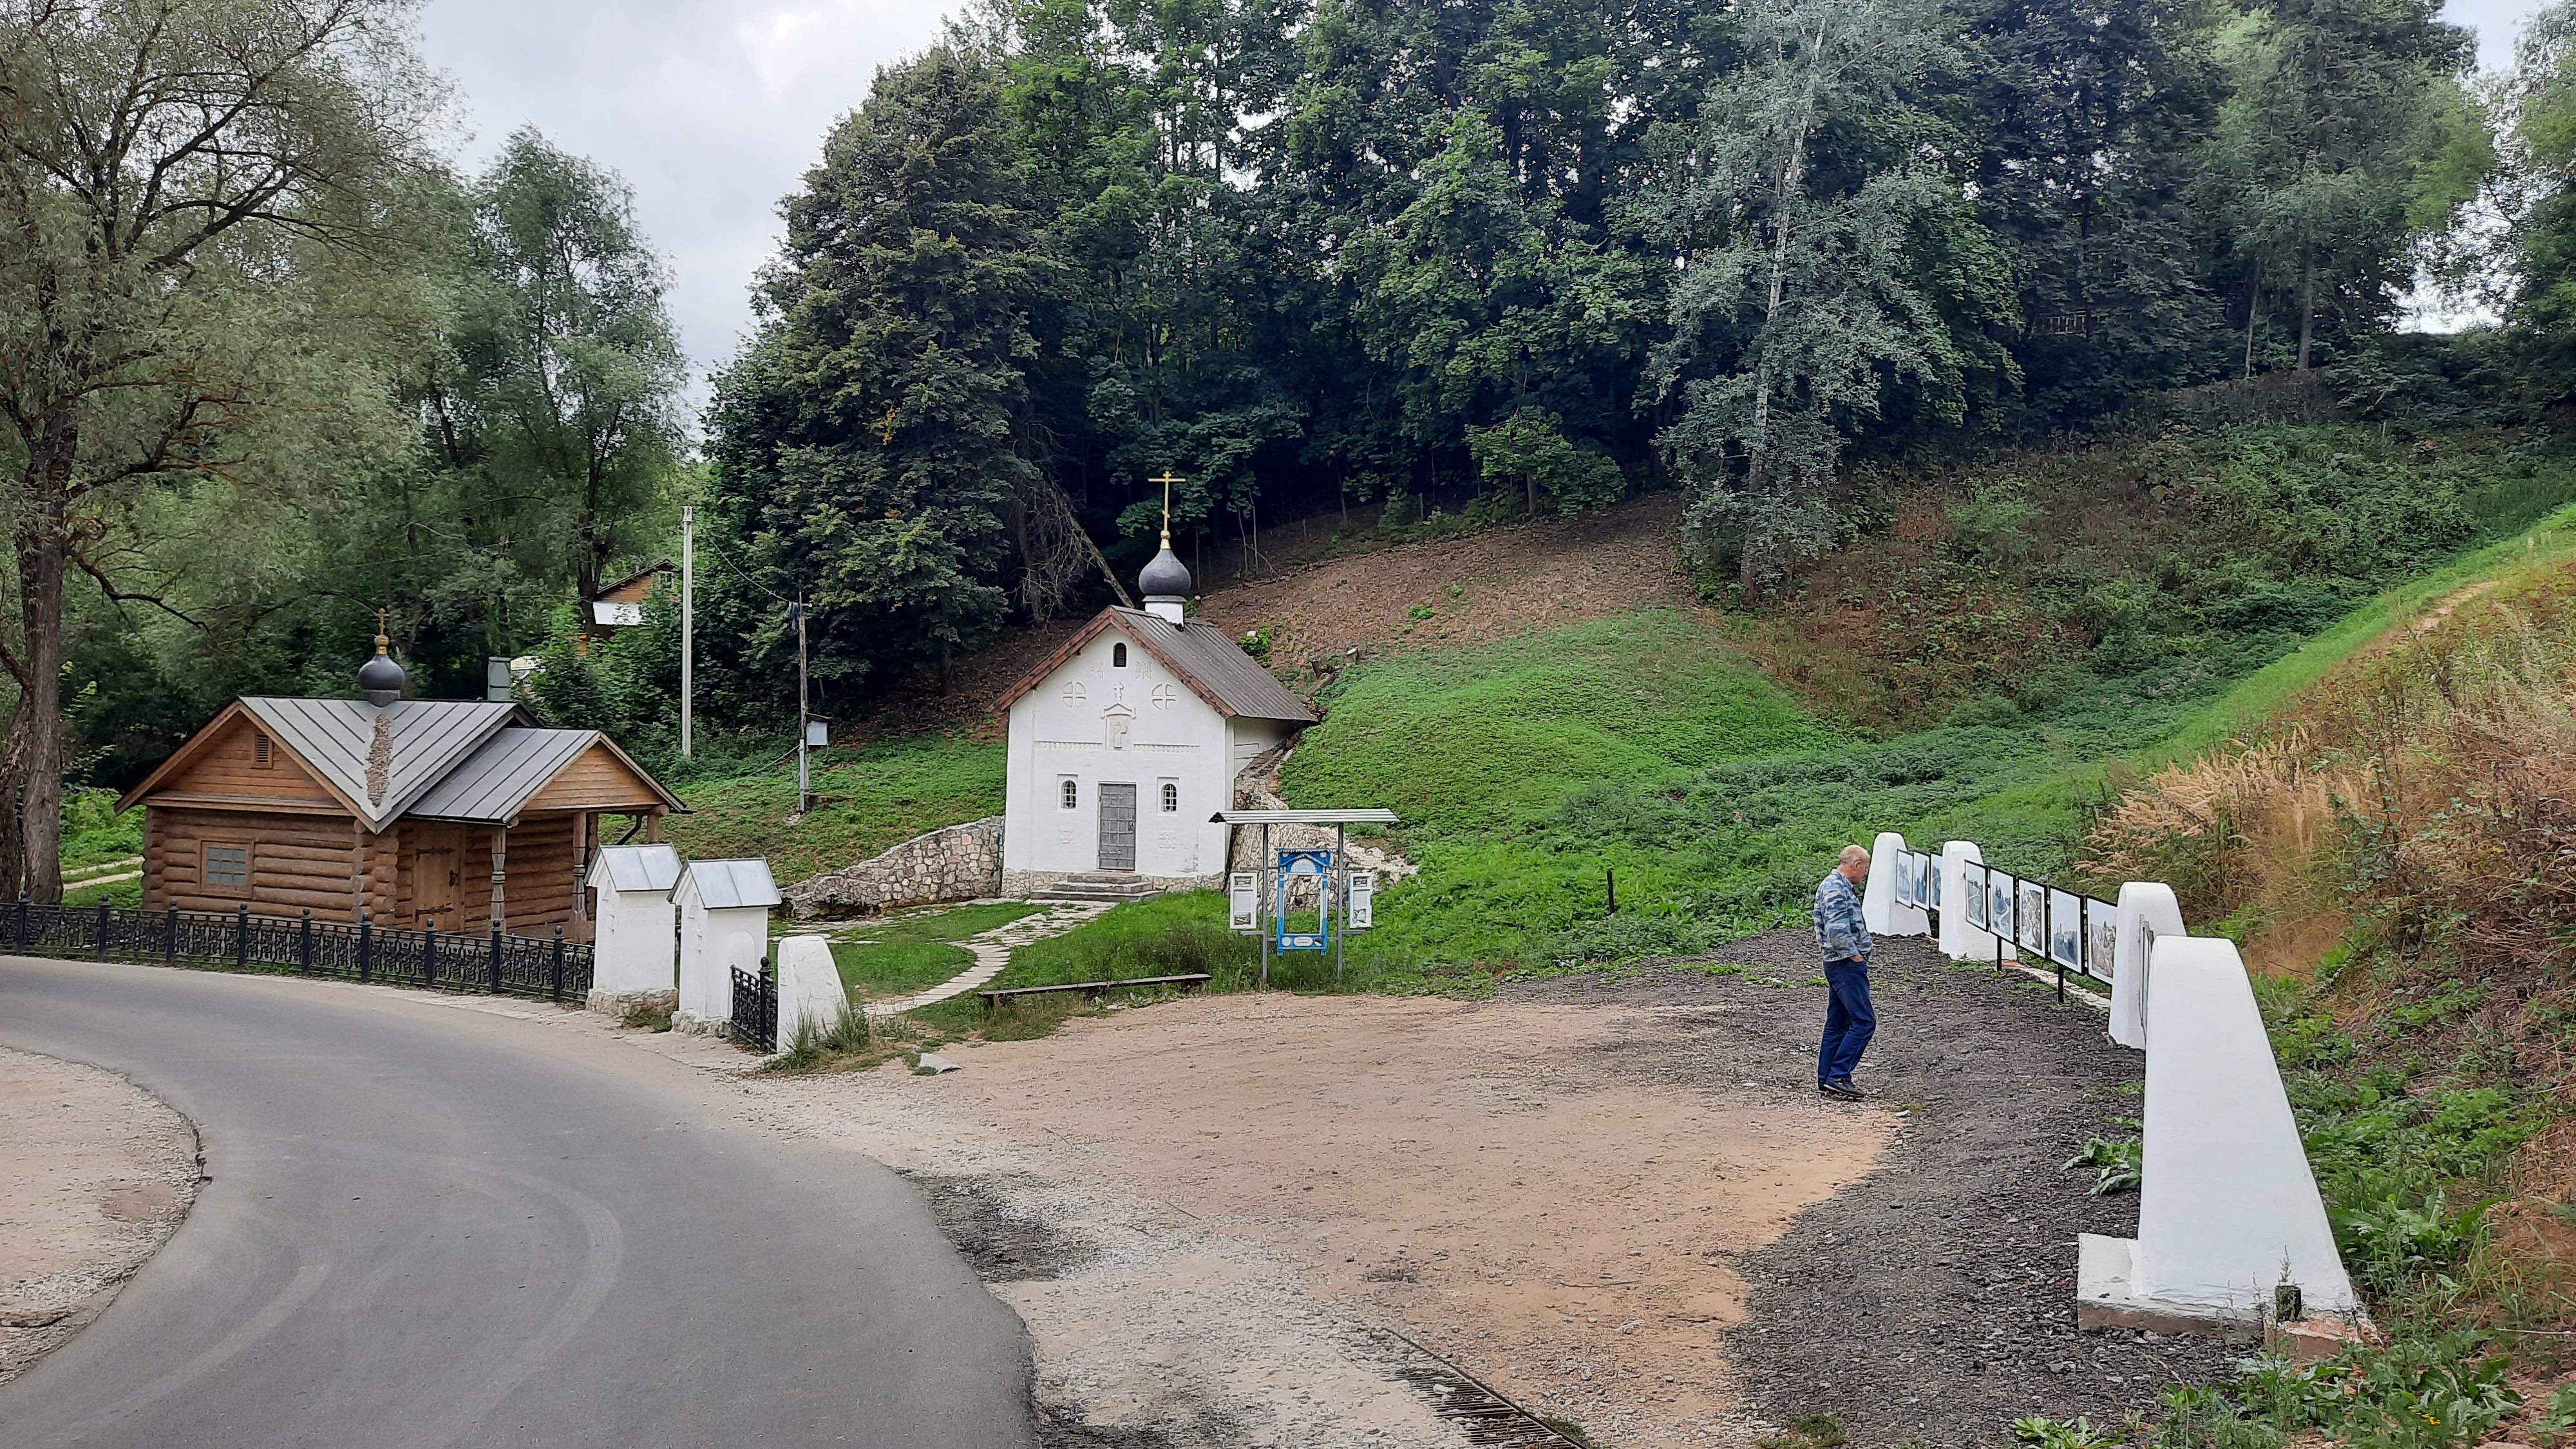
left=1112, top=642, right=1128, bottom=667
left=1160, top=782, right=1179, bottom=813
left=1060, top=779, right=1078, bottom=810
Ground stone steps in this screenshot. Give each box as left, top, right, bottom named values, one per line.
left=1028, top=873, right=1164, bottom=903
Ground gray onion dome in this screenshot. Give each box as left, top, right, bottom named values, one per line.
left=1138, top=538, right=1191, bottom=601
left=359, top=636, right=405, bottom=705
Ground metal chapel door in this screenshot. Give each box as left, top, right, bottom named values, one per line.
left=1097, top=784, right=1137, bottom=871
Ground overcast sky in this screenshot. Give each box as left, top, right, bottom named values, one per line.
left=412, top=0, right=2546, bottom=414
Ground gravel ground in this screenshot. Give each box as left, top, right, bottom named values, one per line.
left=0, top=1042, right=200, bottom=1387
left=1502, top=931, right=2242, bottom=1446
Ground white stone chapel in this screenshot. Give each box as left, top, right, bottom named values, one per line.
left=994, top=530, right=1316, bottom=893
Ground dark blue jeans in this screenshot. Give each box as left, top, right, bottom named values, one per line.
left=1818, top=958, right=1876, bottom=1086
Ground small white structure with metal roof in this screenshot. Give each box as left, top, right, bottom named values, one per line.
left=585, top=843, right=683, bottom=998
left=674, top=858, right=782, bottom=1031
left=990, top=536, right=1318, bottom=895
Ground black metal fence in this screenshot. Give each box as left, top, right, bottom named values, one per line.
left=3, top=898, right=593, bottom=1003
left=1884, top=847, right=2121, bottom=1002
left=730, top=962, right=776, bottom=1050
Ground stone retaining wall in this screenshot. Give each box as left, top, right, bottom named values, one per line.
left=785, top=817, right=1003, bottom=919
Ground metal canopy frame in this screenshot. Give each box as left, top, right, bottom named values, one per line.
left=1213, top=810, right=1400, bottom=988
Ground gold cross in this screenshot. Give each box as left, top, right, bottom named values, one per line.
left=374, top=606, right=390, bottom=650
left=1148, top=471, right=1185, bottom=544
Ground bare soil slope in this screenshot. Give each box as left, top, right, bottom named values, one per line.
left=866, top=493, right=1691, bottom=732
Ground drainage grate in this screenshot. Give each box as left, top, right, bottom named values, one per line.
left=1378, top=1329, right=1589, bottom=1447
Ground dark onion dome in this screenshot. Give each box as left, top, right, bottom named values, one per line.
left=358, top=636, right=406, bottom=702
left=1138, top=533, right=1191, bottom=600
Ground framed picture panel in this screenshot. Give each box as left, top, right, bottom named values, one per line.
left=1988, top=871, right=2016, bottom=937
left=1926, top=854, right=1942, bottom=909
left=2085, top=898, right=2118, bottom=978
left=2016, top=880, right=2047, bottom=954
left=1892, top=854, right=1915, bottom=909
left=1962, top=863, right=1990, bottom=930
left=2049, top=889, right=2083, bottom=968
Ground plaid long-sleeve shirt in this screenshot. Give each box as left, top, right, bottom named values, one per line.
left=1814, top=870, right=1873, bottom=965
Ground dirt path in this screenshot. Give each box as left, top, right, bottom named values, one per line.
left=1508, top=932, right=2241, bottom=1446
left=0, top=1043, right=200, bottom=1387
left=746, top=988, right=1890, bottom=1448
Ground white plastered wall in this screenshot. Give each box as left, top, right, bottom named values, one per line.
left=676, top=874, right=770, bottom=1023
left=588, top=882, right=675, bottom=994
left=2110, top=882, right=2184, bottom=1051
left=1003, top=624, right=1291, bottom=884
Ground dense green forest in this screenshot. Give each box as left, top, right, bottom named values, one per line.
left=7, top=0, right=2576, bottom=898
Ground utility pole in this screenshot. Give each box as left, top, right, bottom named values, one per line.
left=793, top=598, right=811, bottom=815
left=679, top=505, right=694, bottom=758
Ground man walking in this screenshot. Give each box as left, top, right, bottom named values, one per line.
left=1814, top=844, right=1876, bottom=1101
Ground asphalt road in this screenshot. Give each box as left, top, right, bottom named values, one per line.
left=0, top=956, right=1037, bottom=1448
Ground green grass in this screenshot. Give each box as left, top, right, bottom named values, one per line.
left=652, top=730, right=1004, bottom=885
left=909, top=892, right=1285, bottom=1034
left=1283, top=609, right=1838, bottom=839
left=62, top=786, right=142, bottom=873
left=820, top=901, right=1043, bottom=999
left=63, top=876, right=142, bottom=907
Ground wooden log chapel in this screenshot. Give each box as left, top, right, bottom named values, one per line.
left=116, top=632, right=683, bottom=940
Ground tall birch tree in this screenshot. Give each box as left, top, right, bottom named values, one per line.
left=1646, top=0, right=1996, bottom=592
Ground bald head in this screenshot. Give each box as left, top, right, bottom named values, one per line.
left=1837, top=844, right=1870, bottom=882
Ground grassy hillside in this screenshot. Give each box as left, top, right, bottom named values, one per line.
left=649, top=731, right=1003, bottom=885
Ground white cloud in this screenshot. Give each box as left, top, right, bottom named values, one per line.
left=413, top=0, right=955, bottom=413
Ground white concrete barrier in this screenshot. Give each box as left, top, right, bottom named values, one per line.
left=1862, top=830, right=1929, bottom=937
left=772, top=934, right=850, bottom=1054
left=2078, top=934, right=2356, bottom=1329
left=2110, top=882, right=2184, bottom=1052
left=1938, top=840, right=2016, bottom=963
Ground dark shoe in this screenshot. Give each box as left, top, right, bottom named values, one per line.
left=1821, top=1079, right=1866, bottom=1101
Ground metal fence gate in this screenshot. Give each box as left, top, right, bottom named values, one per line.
left=730, top=962, right=777, bottom=1050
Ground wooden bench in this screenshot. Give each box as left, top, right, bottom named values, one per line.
left=978, top=973, right=1212, bottom=1010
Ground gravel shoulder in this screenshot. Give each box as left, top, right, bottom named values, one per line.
left=1502, top=931, right=2240, bottom=1446
left=0, top=1041, right=200, bottom=1387
left=743, top=990, right=1890, bottom=1448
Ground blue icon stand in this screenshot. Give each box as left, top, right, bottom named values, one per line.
left=1273, top=849, right=1334, bottom=954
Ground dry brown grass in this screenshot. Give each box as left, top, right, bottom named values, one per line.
left=2085, top=556, right=2576, bottom=1016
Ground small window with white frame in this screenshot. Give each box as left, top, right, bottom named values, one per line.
left=1159, top=781, right=1179, bottom=813
left=1059, top=777, right=1079, bottom=810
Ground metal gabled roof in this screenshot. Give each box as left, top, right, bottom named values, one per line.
left=678, top=858, right=781, bottom=911
left=587, top=843, right=683, bottom=893
left=1116, top=610, right=1320, bottom=723
left=238, top=697, right=526, bottom=830
left=990, top=607, right=1320, bottom=724
left=405, top=728, right=598, bottom=824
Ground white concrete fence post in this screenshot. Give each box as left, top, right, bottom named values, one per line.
left=771, top=934, right=850, bottom=1054
left=1853, top=831, right=2359, bottom=1338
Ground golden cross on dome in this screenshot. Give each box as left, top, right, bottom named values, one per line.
left=1148, top=471, right=1185, bottom=544
left=374, top=606, right=390, bottom=650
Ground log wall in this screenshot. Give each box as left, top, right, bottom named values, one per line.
left=144, top=806, right=587, bottom=934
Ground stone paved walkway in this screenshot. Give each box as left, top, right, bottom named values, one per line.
left=860, top=900, right=1113, bottom=1018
